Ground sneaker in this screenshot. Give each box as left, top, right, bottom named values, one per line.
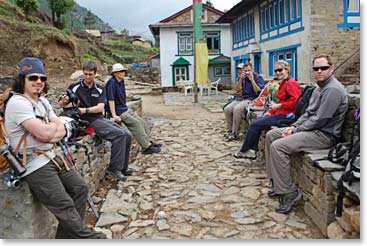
left=234, top=150, right=257, bottom=159
left=234, top=151, right=247, bottom=159
left=143, top=144, right=161, bottom=155
left=122, top=168, right=134, bottom=176
left=106, top=169, right=127, bottom=181
left=275, top=189, right=303, bottom=214
left=227, top=133, right=239, bottom=141
left=224, top=131, right=232, bottom=138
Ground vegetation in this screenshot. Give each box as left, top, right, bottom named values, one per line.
left=46, top=0, right=75, bottom=29
left=205, top=0, right=214, bottom=7
left=14, top=0, right=38, bottom=18
left=82, top=10, right=95, bottom=30
left=81, top=53, right=98, bottom=61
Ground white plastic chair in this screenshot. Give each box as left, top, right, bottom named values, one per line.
left=210, top=78, right=221, bottom=95
left=184, top=80, right=194, bottom=96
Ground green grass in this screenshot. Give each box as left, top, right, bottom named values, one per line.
left=81, top=53, right=98, bottom=61
left=100, top=54, right=116, bottom=64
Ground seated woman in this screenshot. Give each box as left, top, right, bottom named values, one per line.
left=234, top=60, right=301, bottom=159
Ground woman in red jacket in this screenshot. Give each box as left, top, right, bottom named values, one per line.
left=234, top=60, right=301, bottom=159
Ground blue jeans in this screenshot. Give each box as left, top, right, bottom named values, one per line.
left=240, top=114, right=287, bottom=152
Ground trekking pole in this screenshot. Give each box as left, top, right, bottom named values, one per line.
left=58, top=140, right=100, bottom=219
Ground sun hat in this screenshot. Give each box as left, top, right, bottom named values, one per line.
left=111, top=63, right=128, bottom=74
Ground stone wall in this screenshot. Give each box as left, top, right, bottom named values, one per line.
left=0, top=100, right=142, bottom=239
left=130, top=67, right=161, bottom=85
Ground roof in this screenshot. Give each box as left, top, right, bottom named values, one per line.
left=209, top=55, right=231, bottom=65
left=216, top=0, right=258, bottom=23
left=159, top=4, right=224, bottom=23
left=150, top=54, right=160, bottom=59
left=172, top=57, right=191, bottom=66
left=85, top=29, right=101, bottom=37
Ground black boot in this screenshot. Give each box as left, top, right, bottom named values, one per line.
left=267, top=179, right=278, bottom=198
left=275, top=189, right=303, bottom=214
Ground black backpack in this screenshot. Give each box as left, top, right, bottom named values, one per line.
left=275, top=85, right=315, bottom=127
left=335, top=107, right=360, bottom=217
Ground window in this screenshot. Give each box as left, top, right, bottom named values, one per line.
left=269, top=46, right=299, bottom=79
left=338, top=0, right=360, bottom=28
left=205, top=31, right=220, bottom=54
left=175, top=66, right=187, bottom=82
left=259, top=0, right=303, bottom=42
left=214, top=66, right=230, bottom=77
left=178, top=33, right=193, bottom=55
left=233, top=11, right=255, bottom=46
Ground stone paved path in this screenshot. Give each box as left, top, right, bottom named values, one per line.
left=93, top=96, right=324, bottom=238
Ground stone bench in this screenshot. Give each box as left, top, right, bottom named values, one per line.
left=0, top=99, right=143, bottom=239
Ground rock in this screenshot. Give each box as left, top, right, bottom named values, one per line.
left=285, top=219, right=308, bottom=230
left=95, top=212, right=128, bottom=227
left=195, top=183, right=221, bottom=193
left=129, top=220, right=155, bottom=227
left=268, top=212, right=288, bottom=222
left=156, top=219, right=170, bottom=231
left=327, top=222, right=349, bottom=239
left=156, top=210, right=168, bottom=219
left=172, top=211, right=202, bottom=223
left=94, top=227, right=112, bottom=239
left=110, top=224, right=126, bottom=234
left=170, top=224, right=193, bottom=237
left=235, top=217, right=263, bottom=225
left=199, top=210, right=216, bottom=220
left=241, top=187, right=261, bottom=200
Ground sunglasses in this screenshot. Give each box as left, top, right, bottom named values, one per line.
left=274, top=68, right=284, bottom=73
left=27, top=75, right=47, bottom=82
left=312, top=66, right=330, bottom=72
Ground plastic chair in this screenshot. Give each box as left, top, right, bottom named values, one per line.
left=210, top=78, right=221, bottom=95
left=184, top=80, right=194, bottom=96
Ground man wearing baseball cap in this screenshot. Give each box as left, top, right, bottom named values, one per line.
left=4, top=57, right=106, bottom=239
left=105, top=63, right=161, bottom=155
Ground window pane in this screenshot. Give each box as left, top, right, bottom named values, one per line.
left=296, top=0, right=301, bottom=18
left=348, top=0, right=359, bottom=12
left=278, top=54, right=284, bottom=60
left=286, top=52, right=292, bottom=60
left=290, top=0, right=294, bottom=20
left=215, top=67, right=222, bottom=76
left=224, top=67, right=231, bottom=75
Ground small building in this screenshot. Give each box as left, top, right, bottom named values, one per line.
left=217, top=0, right=360, bottom=87
left=131, top=38, right=153, bottom=48
left=85, top=29, right=101, bottom=38
left=208, top=55, right=231, bottom=86
left=150, top=54, right=160, bottom=69
left=100, top=30, right=115, bottom=40
left=149, top=3, right=231, bottom=88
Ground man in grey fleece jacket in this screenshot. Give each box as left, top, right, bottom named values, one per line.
left=264, top=54, right=348, bottom=214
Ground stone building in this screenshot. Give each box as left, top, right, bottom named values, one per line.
left=217, top=0, right=360, bottom=86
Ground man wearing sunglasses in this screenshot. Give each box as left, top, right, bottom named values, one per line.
left=59, top=61, right=133, bottom=182
left=264, top=54, right=348, bottom=214
left=4, top=57, right=106, bottom=238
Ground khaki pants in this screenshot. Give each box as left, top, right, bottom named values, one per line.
left=223, top=100, right=251, bottom=134
left=120, top=110, right=151, bottom=150
left=265, top=128, right=334, bottom=194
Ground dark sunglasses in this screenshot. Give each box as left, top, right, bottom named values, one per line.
left=312, top=66, right=330, bottom=72
left=274, top=68, right=283, bottom=73
left=27, top=75, right=47, bottom=82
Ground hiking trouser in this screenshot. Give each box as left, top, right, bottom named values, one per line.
left=265, top=128, right=334, bottom=194
left=89, top=118, right=132, bottom=172
left=24, top=161, right=97, bottom=239
left=223, top=100, right=251, bottom=134
left=120, top=110, right=151, bottom=150
left=240, top=114, right=287, bottom=152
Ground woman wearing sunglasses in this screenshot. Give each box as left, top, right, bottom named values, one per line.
left=234, top=60, right=301, bottom=160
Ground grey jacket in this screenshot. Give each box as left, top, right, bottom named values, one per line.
left=293, top=75, right=348, bottom=140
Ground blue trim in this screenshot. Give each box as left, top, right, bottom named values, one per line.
left=232, top=10, right=255, bottom=46
left=267, top=44, right=301, bottom=80
left=337, top=0, right=360, bottom=28
left=260, top=26, right=304, bottom=43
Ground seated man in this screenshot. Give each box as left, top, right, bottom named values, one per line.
left=59, top=61, right=132, bottom=182
left=265, top=54, right=348, bottom=214
left=223, top=63, right=265, bottom=141
left=105, top=63, right=161, bottom=155
left=5, top=57, right=106, bottom=239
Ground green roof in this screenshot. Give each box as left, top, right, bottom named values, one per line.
left=172, top=57, right=191, bottom=66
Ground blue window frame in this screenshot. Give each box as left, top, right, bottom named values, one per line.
left=268, top=44, right=301, bottom=80
left=337, top=0, right=360, bottom=28
left=232, top=10, right=255, bottom=49
left=259, top=0, right=303, bottom=42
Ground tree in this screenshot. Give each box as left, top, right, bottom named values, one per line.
left=47, top=0, right=76, bottom=29
left=205, top=0, right=214, bottom=8
left=83, top=10, right=96, bottom=30
left=120, top=27, right=129, bottom=37
left=15, top=0, right=39, bottom=18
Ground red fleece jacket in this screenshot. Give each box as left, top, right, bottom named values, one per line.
left=269, top=77, right=301, bottom=115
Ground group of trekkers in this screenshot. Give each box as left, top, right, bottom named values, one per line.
left=3, top=57, right=162, bottom=238
left=223, top=54, right=348, bottom=214
left=2, top=53, right=348, bottom=239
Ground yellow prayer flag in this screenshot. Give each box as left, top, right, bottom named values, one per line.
left=195, top=43, right=209, bottom=86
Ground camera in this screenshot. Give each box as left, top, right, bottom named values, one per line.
left=2, top=169, right=22, bottom=189
left=245, top=71, right=251, bottom=76
left=61, top=89, right=79, bottom=106
left=0, top=144, right=26, bottom=176
left=59, top=116, right=87, bottom=142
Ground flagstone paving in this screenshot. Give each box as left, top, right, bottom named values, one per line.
left=92, top=92, right=324, bottom=239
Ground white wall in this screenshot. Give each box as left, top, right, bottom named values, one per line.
left=159, top=24, right=231, bottom=87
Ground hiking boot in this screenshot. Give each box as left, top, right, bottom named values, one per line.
left=227, top=133, right=239, bottom=141
left=267, top=179, right=278, bottom=198
left=143, top=144, right=161, bottom=155
left=234, top=151, right=246, bottom=159
left=122, top=168, right=134, bottom=176
left=275, top=189, right=303, bottom=214
left=150, top=141, right=162, bottom=148
left=106, top=169, right=127, bottom=181
left=90, top=230, right=107, bottom=239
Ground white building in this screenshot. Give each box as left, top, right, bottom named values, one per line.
left=149, top=4, right=232, bottom=88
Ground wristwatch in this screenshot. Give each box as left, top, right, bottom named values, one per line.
left=85, top=108, right=89, bottom=114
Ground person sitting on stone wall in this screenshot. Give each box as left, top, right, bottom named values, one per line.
left=105, top=63, right=161, bottom=155
left=4, top=57, right=106, bottom=239
left=234, top=60, right=301, bottom=160
left=223, top=63, right=265, bottom=141
left=265, top=54, right=348, bottom=214
left=59, top=60, right=133, bottom=182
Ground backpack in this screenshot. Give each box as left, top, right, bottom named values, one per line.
left=275, top=85, right=315, bottom=127
left=335, top=107, right=360, bottom=217
left=0, top=88, right=13, bottom=171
